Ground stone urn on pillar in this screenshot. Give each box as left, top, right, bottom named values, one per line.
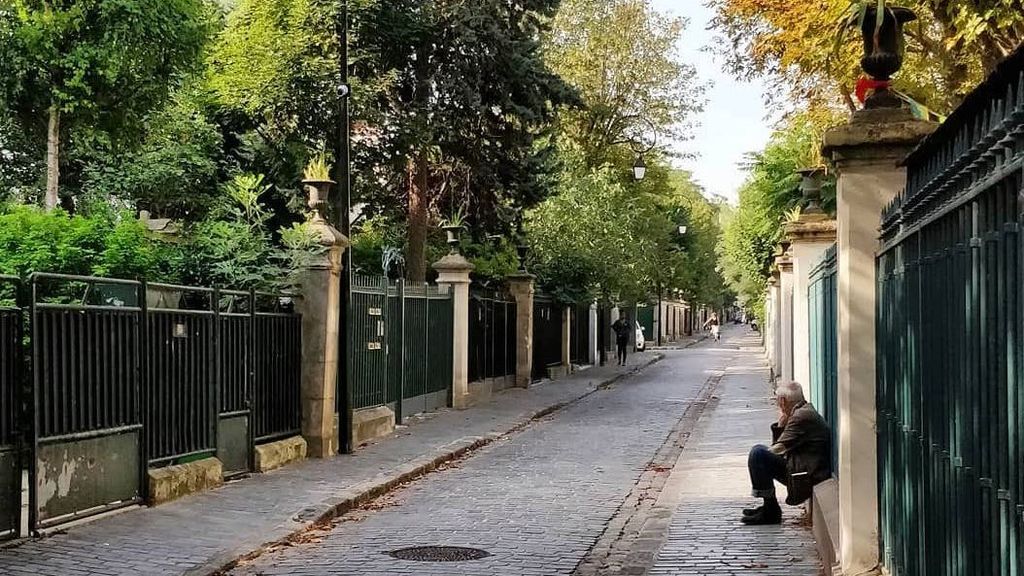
left=302, top=178, right=336, bottom=222
left=855, top=5, right=917, bottom=108
left=797, top=167, right=828, bottom=218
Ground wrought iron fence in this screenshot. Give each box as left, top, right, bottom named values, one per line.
left=253, top=293, right=302, bottom=444
left=468, top=291, right=516, bottom=383
left=0, top=276, right=23, bottom=540
left=876, top=46, right=1024, bottom=576
left=532, top=295, right=563, bottom=381
left=16, top=273, right=302, bottom=531
left=397, top=283, right=453, bottom=417
left=808, top=244, right=838, bottom=476
left=350, top=275, right=454, bottom=417
left=569, top=304, right=591, bottom=365
left=637, top=306, right=654, bottom=344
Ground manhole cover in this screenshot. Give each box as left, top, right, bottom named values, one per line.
left=386, top=546, right=491, bottom=562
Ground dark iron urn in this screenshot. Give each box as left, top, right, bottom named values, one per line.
left=516, top=244, right=529, bottom=272
left=859, top=6, right=917, bottom=108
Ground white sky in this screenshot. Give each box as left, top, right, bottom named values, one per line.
left=649, top=0, right=775, bottom=203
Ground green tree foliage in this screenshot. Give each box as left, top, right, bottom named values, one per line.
left=546, top=0, right=703, bottom=166
left=0, top=204, right=174, bottom=278
left=709, top=0, right=1024, bottom=112
left=211, top=0, right=576, bottom=282
left=720, top=113, right=839, bottom=317
left=527, top=147, right=727, bottom=306
left=81, top=93, right=224, bottom=219
left=0, top=0, right=213, bottom=208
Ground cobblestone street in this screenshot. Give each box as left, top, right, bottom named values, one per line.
left=228, top=327, right=822, bottom=576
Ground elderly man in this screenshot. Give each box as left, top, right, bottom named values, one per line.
left=742, top=381, right=831, bottom=525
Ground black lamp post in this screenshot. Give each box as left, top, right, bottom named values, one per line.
left=333, top=0, right=354, bottom=454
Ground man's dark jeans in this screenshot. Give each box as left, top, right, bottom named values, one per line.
left=616, top=339, right=628, bottom=364
left=748, top=444, right=789, bottom=498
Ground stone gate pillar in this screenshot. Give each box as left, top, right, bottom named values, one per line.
left=298, top=206, right=349, bottom=458
left=786, top=216, right=837, bottom=398
left=434, top=254, right=474, bottom=409
left=823, top=108, right=934, bottom=574
left=767, top=271, right=782, bottom=378
left=507, top=273, right=535, bottom=389
left=777, top=249, right=795, bottom=383
left=588, top=302, right=598, bottom=365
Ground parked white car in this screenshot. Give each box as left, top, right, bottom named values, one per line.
left=635, top=322, right=646, bottom=352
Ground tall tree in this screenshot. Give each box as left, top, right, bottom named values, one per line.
left=211, top=0, right=575, bottom=282
left=719, top=113, right=838, bottom=318
left=545, top=0, right=703, bottom=166
left=354, top=0, right=575, bottom=281
left=0, top=0, right=212, bottom=209
left=708, top=0, right=1024, bottom=112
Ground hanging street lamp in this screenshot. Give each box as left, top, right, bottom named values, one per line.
left=633, top=155, right=648, bottom=181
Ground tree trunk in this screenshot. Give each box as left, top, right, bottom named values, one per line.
left=406, top=150, right=430, bottom=282
left=45, top=105, right=61, bottom=210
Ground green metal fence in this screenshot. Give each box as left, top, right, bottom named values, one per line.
left=808, top=244, right=838, bottom=476
left=637, top=306, right=654, bottom=343
left=876, top=46, right=1024, bottom=576
left=350, top=275, right=454, bottom=418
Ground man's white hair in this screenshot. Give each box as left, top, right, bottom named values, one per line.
left=776, top=381, right=805, bottom=404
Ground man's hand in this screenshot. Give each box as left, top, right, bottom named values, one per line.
left=777, top=406, right=790, bottom=429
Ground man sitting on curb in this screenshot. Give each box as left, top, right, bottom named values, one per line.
left=742, top=381, right=831, bottom=525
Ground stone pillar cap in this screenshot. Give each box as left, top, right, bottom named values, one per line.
left=823, top=108, right=937, bottom=161
left=432, top=253, right=475, bottom=274
left=784, top=219, right=837, bottom=243
left=507, top=272, right=537, bottom=282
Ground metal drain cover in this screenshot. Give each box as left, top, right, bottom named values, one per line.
left=386, top=546, right=491, bottom=562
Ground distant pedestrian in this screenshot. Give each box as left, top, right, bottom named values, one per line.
left=611, top=315, right=631, bottom=366
left=741, top=382, right=831, bottom=525
left=703, top=313, right=721, bottom=342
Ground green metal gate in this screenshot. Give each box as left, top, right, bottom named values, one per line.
left=351, top=276, right=454, bottom=420
left=30, top=274, right=145, bottom=530
left=637, top=306, right=654, bottom=344
left=808, top=245, right=838, bottom=475
left=0, top=276, right=23, bottom=540
left=351, top=275, right=389, bottom=410
left=876, top=47, right=1023, bottom=576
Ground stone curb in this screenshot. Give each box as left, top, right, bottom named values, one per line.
left=205, top=350, right=676, bottom=576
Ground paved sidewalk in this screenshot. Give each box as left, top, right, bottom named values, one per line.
left=648, top=334, right=822, bottom=576
left=0, top=347, right=681, bottom=576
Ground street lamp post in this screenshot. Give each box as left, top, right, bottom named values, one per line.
left=333, top=0, right=354, bottom=454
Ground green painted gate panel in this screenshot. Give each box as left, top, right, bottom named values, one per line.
left=402, top=292, right=428, bottom=401
left=351, top=276, right=389, bottom=410
left=875, top=49, right=1024, bottom=576
left=637, top=306, right=654, bottom=342
left=808, top=245, right=838, bottom=475
left=0, top=278, right=22, bottom=540
left=425, top=293, right=453, bottom=396
left=351, top=277, right=454, bottom=417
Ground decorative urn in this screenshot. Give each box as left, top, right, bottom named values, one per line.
left=858, top=6, right=917, bottom=108
left=302, top=178, right=336, bottom=222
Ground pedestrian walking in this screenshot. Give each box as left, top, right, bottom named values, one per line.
left=611, top=314, right=632, bottom=366
left=703, top=312, right=721, bottom=342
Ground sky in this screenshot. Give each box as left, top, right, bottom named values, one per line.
left=650, top=0, right=774, bottom=203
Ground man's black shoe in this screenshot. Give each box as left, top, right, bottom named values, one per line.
left=741, top=502, right=781, bottom=525
left=742, top=506, right=763, bottom=517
